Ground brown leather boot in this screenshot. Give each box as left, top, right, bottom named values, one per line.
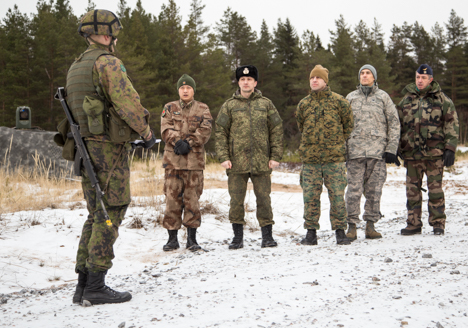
left=346, top=223, right=357, bottom=241
left=365, top=221, right=382, bottom=239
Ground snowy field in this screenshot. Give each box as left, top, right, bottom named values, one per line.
left=1, top=158, right=468, bottom=327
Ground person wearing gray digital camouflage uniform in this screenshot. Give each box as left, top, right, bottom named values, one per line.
left=345, top=65, right=400, bottom=241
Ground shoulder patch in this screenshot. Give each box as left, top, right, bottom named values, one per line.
left=268, top=112, right=282, bottom=127
left=216, top=113, right=230, bottom=128
left=120, top=64, right=126, bottom=72
left=162, top=108, right=166, bottom=117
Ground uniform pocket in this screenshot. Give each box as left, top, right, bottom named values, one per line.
left=108, top=106, right=132, bottom=143
left=173, top=115, right=183, bottom=131
left=82, top=96, right=105, bottom=135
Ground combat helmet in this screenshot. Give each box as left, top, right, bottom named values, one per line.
left=78, top=9, right=122, bottom=38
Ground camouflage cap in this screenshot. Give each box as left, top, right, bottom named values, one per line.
left=78, top=9, right=122, bottom=38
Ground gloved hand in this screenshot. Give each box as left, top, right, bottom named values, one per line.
left=174, top=139, right=191, bottom=155
left=383, top=152, right=401, bottom=166
left=443, top=149, right=455, bottom=167
left=143, top=132, right=157, bottom=149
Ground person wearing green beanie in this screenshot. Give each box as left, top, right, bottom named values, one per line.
left=177, top=74, right=196, bottom=93
left=160, top=74, right=213, bottom=252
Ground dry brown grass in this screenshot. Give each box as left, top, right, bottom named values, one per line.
left=0, top=148, right=166, bottom=214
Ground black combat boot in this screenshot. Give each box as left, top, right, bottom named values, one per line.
left=433, top=224, right=444, bottom=235
left=300, top=229, right=318, bottom=245
left=261, top=224, right=278, bottom=248
left=163, top=230, right=180, bottom=251
left=186, top=227, right=202, bottom=251
left=229, top=223, right=244, bottom=249
left=335, top=229, right=351, bottom=245
left=82, top=271, right=132, bottom=305
left=72, top=270, right=87, bottom=304
left=401, top=225, right=422, bottom=235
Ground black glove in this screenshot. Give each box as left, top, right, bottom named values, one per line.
left=143, top=132, right=157, bottom=149
left=174, top=139, right=191, bottom=155
left=443, top=149, right=455, bottom=167
left=130, top=140, right=145, bottom=150
left=383, top=152, right=401, bottom=166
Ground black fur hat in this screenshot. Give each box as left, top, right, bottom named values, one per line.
left=236, top=65, right=258, bottom=81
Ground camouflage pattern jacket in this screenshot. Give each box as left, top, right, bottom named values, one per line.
left=346, top=85, right=400, bottom=160
left=296, top=87, right=354, bottom=164
left=215, top=89, right=283, bottom=174
left=161, top=99, right=213, bottom=170
left=397, top=81, right=459, bottom=160
left=90, top=44, right=151, bottom=141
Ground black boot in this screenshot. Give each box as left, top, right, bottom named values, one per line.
left=72, top=270, right=87, bottom=304
left=300, top=229, right=317, bottom=245
left=82, top=271, right=132, bottom=305
left=186, top=227, right=202, bottom=251
left=401, top=225, right=422, bottom=235
left=261, top=224, right=278, bottom=248
left=336, top=229, right=351, bottom=245
left=163, top=230, right=180, bottom=251
left=229, top=223, right=244, bottom=249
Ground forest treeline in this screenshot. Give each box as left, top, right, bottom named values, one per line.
left=1, top=0, right=467, bottom=151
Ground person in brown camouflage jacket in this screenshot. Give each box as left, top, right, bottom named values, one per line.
left=161, top=74, right=213, bottom=252
left=397, top=64, right=459, bottom=236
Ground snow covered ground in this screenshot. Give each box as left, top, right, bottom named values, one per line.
left=1, top=159, right=467, bottom=327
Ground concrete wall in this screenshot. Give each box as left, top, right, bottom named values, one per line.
left=0, top=126, right=72, bottom=176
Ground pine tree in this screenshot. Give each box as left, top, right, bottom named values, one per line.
left=444, top=9, right=468, bottom=144
left=1, top=5, right=33, bottom=126
left=329, top=15, right=356, bottom=96
left=387, top=22, right=416, bottom=96
left=215, top=7, right=257, bottom=73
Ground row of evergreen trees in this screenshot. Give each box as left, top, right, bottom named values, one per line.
left=1, top=0, right=467, bottom=150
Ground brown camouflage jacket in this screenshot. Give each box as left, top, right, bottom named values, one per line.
left=161, top=99, right=213, bottom=170
left=296, top=87, right=354, bottom=164
left=215, top=89, right=283, bottom=174
left=397, top=81, right=459, bottom=160
left=88, top=44, right=151, bottom=142
left=346, top=85, right=400, bottom=160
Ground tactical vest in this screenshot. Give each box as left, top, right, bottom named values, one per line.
left=66, top=49, right=138, bottom=142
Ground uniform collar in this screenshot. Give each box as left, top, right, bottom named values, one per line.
left=180, top=99, right=193, bottom=109
left=310, top=86, right=331, bottom=98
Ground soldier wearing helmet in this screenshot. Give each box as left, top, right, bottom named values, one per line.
left=66, top=9, right=156, bottom=306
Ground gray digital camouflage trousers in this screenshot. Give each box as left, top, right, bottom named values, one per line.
left=163, top=169, right=204, bottom=230
left=345, top=158, right=387, bottom=224
left=228, top=172, right=274, bottom=227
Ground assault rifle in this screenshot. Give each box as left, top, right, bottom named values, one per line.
left=55, top=87, right=111, bottom=222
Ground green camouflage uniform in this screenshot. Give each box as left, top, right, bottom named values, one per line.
left=215, top=89, right=283, bottom=227
left=296, top=87, right=354, bottom=230
left=397, top=81, right=459, bottom=228
left=68, top=44, right=151, bottom=273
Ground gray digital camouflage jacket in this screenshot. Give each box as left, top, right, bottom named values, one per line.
left=346, top=85, right=400, bottom=160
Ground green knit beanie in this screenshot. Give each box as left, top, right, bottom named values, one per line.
left=177, top=74, right=196, bottom=93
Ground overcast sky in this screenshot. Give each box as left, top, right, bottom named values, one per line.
left=1, top=0, right=467, bottom=46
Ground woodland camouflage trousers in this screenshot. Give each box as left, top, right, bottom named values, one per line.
left=405, top=159, right=446, bottom=228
